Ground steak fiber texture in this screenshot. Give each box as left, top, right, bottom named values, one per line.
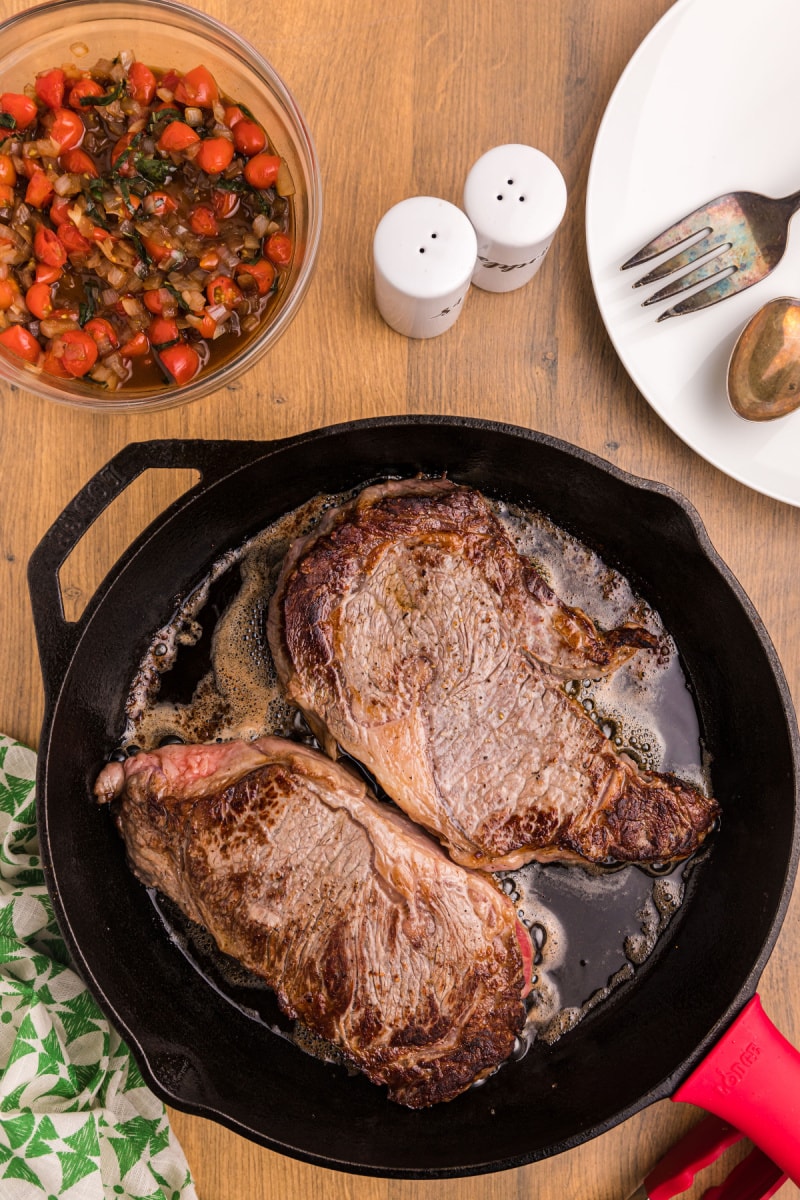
left=268, top=478, right=719, bottom=871
left=95, top=737, right=531, bottom=1107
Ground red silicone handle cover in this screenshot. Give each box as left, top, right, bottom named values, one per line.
left=673, top=994, right=800, bottom=1186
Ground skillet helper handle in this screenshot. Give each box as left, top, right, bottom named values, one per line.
left=630, top=1114, right=742, bottom=1200
left=27, top=438, right=266, bottom=703
left=701, top=1146, right=787, bottom=1200
left=673, top=994, right=800, bottom=1187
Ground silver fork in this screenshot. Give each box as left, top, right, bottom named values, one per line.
left=621, top=187, right=800, bottom=320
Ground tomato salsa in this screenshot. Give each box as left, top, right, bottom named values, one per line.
left=0, top=52, right=294, bottom=390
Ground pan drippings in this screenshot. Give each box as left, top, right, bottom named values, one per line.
left=118, top=481, right=712, bottom=1062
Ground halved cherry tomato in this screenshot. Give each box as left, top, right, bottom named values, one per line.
left=243, top=153, right=281, bottom=189
left=48, top=108, right=85, bottom=152
left=128, top=61, right=157, bottom=106
left=148, top=316, right=180, bottom=346
left=206, top=275, right=242, bottom=308
left=119, top=331, right=150, bottom=358
left=0, top=154, right=17, bottom=186
left=119, top=191, right=141, bottom=215
left=195, top=137, right=234, bottom=175
left=17, top=156, right=39, bottom=181
left=198, top=249, right=220, bottom=271
left=0, top=93, right=38, bottom=130
left=49, top=197, right=72, bottom=225
left=34, top=224, right=67, bottom=268
left=140, top=234, right=176, bottom=267
left=68, top=78, right=104, bottom=109
left=156, top=121, right=200, bottom=153
left=189, top=205, right=218, bottom=237
left=84, top=317, right=119, bottom=350
left=191, top=308, right=217, bottom=338
left=111, top=132, right=137, bottom=176
left=173, top=65, right=219, bottom=108
left=159, top=68, right=181, bottom=94
left=0, top=279, right=20, bottom=310
left=235, top=257, right=276, bottom=296
left=159, top=341, right=201, bottom=384
left=232, top=119, right=266, bottom=157
left=0, top=324, right=41, bottom=363
left=25, top=280, right=54, bottom=319
left=57, top=222, right=92, bottom=255
left=143, top=287, right=175, bottom=316
left=211, top=188, right=239, bottom=219
left=264, top=232, right=292, bottom=266
left=223, top=105, right=245, bottom=128
left=25, top=170, right=54, bottom=209
left=35, top=262, right=63, bottom=285
left=143, top=191, right=177, bottom=217
left=59, top=147, right=98, bottom=177
left=0, top=184, right=14, bottom=207
left=54, top=328, right=98, bottom=376
left=35, top=68, right=66, bottom=109
left=41, top=350, right=71, bottom=377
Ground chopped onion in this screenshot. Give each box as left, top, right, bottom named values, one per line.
left=54, top=173, right=82, bottom=196
left=107, top=266, right=128, bottom=290
left=120, top=295, right=144, bottom=317
left=181, top=289, right=206, bottom=314
left=0, top=222, right=28, bottom=248
left=104, top=351, right=130, bottom=381
left=184, top=107, right=204, bottom=127
left=40, top=316, right=80, bottom=337
left=101, top=288, right=120, bottom=306
left=276, top=160, right=295, bottom=197
left=252, top=214, right=270, bottom=238
left=34, top=137, right=62, bottom=159
left=11, top=204, right=31, bottom=231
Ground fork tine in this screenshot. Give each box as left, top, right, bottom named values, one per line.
left=632, top=231, right=731, bottom=286
left=641, top=253, right=735, bottom=306
left=620, top=196, right=735, bottom=270
left=657, top=272, right=748, bottom=321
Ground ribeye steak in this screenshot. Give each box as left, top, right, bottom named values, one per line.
left=268, top=479, right=719, bottom=870
left=95, top=737, right=531, bottom=1107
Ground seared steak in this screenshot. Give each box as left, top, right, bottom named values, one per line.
left=268, top=479, right=719, bottom=870
left=95, top=737, right=531, bottom=1107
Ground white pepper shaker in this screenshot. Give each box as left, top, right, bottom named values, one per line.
left=463, top=144, right=567, bottom=293
left=373, top=196, right=477, bottom=338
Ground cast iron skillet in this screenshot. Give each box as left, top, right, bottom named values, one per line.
left=28, top=416, right=800, bottom=1180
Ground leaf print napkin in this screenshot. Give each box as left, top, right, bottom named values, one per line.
left=0, top=734, right=197, bottom=1200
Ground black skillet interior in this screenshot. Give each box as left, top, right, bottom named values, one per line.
left=30, top=417, right=799, bottom=1178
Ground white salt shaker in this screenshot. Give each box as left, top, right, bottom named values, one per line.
left=373, top=196, right=477, bottom=338
left=463, top=144, right=567, bottom=293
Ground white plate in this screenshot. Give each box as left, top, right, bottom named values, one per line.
left=586, top=0, right=800, bottom=506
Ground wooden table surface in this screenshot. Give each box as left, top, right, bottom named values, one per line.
left=1, top=0, right=798, bottom=1196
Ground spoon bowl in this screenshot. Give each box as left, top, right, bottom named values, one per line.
left=727, top=297, right=800, bottom=421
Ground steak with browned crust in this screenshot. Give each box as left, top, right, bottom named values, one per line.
left=95, top=737, right=531, bottom=1107
left=268, top=479, right=719, bottom=870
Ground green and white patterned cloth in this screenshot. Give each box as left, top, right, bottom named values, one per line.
left=0, top=734, right=197, bottom=1200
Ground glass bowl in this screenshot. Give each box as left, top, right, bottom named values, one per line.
left=0, top=0, right=322, bottom=411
